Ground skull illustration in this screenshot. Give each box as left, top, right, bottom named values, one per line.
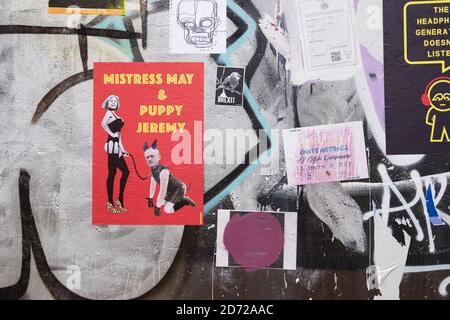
left=177, top=0, right=220, bottom=48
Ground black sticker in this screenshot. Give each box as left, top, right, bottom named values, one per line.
left=384, top=0, right=450, bottom=154
left=215, top=67, right=245, bottom=106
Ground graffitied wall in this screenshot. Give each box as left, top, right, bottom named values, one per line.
left=0, top=0, right=449, bottom=300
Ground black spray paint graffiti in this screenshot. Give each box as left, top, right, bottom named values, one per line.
left=0, top=0, right=272, bottom=299
left=1, top=0, right=449, bottom=299
left=206, top=0, right=271, bottom=205
left=0, top=171, right=85, bottom=299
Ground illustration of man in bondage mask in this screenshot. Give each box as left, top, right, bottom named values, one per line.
left=144, top=140, right=196, bottom=216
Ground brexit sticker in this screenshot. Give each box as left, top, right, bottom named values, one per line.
left=215, top=67, right=246, bottom=106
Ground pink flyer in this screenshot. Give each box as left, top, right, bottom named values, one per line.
left=282, top=122, right=369, bottom=186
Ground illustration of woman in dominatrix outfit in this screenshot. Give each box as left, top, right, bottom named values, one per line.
left=101, top=95, right=130, bottom=214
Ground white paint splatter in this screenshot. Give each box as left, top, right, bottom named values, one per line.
left=439, top=277, right=450, bottom=297
left=306, top=182, right=366, bottom=252
left=258, top=14, right=290, bottom=61
left=373, top=206, right=411, bottom=300
left=334, top=273, right=338, bottom=291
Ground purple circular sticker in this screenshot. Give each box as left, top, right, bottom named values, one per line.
left=223, top=212, right=284, bottom=269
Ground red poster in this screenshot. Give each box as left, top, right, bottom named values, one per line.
left=92, top=62, right=204, bottom=225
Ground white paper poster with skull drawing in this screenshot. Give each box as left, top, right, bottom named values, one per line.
left=170, top=0, right=227, bottom=54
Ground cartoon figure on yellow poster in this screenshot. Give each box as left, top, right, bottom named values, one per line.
left=423, top=77, right=450, bottom=142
